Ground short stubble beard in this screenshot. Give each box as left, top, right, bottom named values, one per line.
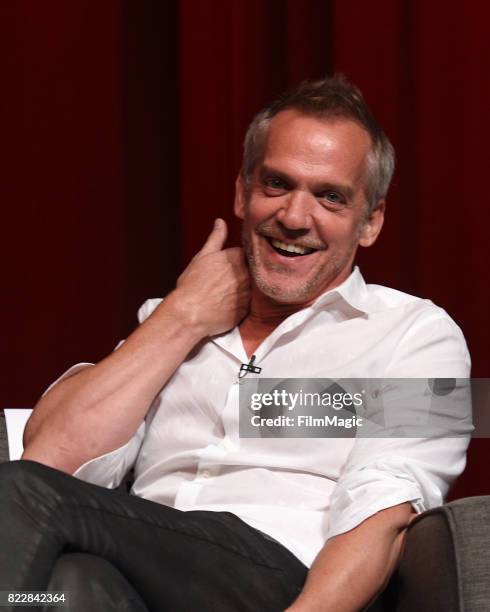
left=241, top=219, right=366, bottom=304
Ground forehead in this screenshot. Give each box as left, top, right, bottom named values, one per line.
left=261, top=110, right=372, bottom=185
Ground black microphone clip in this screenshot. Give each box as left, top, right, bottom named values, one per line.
left=238, top=354, right=262, bottom=379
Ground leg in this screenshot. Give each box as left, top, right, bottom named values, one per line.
left=44, top=553, right=148, bottom=612
left=0, top=461, right=306, bottom=611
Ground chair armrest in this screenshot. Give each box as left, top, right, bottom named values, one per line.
left=393, top=496, right=490, bottom=611
left=1, top=409, right=33, bottom=461
left=0, top=411, right=10, bottom=463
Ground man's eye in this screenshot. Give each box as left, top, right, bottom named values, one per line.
left=265, top=178, right=286, bottom=190
left=321, top=191, right=344, bottom=204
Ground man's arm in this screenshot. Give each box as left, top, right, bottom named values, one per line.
left=22, top=219, right=250, bottom=474
left=287, top=502, right=415, bottom=612
left=286, top=305, right=470, bottom=611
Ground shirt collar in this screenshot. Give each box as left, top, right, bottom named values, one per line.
left=311, top=266, right=370, bottom=316
left=211, top=266, right=370, bottom=360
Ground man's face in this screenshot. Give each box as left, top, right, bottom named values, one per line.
left=234, top=110, right=384, bottom=305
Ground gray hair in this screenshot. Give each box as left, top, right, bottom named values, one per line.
left=242, top=75, right=395, bottom=213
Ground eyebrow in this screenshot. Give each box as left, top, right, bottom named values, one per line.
left=259, top=164, right=356, bottom=201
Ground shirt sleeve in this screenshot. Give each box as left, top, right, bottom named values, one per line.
left=72, top=421, right=146, bottom=489
left=327, top=307, right=472, bottom=538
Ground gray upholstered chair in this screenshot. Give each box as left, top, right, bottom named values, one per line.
left=0, top=411, right=9, bottom=464
left=1, top=410, right=489, bottom=611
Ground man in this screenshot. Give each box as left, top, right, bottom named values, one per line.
left=1, top=76, right=470, bottom=611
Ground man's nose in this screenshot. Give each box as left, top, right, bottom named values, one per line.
left=275, top=190, right=314, bottom=231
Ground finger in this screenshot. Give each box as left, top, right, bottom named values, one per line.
left=195, top=218, right=228, bottom=258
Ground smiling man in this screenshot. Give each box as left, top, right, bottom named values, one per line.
left=1, top=76, right=470, bottom=612
left=235, top=105, right=386, bottom=365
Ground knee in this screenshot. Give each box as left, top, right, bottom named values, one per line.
left=47, top=554, right=148, bottom=612
left=48, top=553, right=104, bottom=592
left=47, top=554, right=104, bottom=612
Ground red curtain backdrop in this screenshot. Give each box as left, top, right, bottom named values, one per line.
left=3, top=1, right=489, bottom=496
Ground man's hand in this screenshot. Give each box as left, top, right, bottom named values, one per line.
left=163, top=218, right=251, bottom=338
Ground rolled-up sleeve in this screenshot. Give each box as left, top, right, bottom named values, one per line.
left=327, top=435, right=468, bottom=537
left=328, top=307, right=471, bottom=539
left=72, top=421, right=146, bottom=489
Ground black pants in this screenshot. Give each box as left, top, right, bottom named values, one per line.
left=0, top=461, right=307, bottom=612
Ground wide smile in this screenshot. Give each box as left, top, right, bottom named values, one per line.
left=263, top=236, right=323, bottom=262
left=267, top=237, right=317, bottom=257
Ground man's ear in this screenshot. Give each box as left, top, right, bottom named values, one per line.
left=359, top=199, right=385, bottom=247
left=234, top=174, right=246, bottom=220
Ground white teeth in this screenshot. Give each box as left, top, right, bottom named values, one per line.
left=271, top=239, right=312, bottom=255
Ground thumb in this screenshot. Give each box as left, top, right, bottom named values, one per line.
left=196, top=218, right=228, bottom=257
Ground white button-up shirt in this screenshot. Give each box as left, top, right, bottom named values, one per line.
left=66, top=267, right=470, bottom=567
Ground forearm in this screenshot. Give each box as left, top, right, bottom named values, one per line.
left=287, top=503, right=415, bottom=612
left=22, top=291, right=205, bottom=473
left=23, top=219, right=249, bottom=473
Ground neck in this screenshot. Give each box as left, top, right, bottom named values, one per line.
left=238, top=267, right=355, bottom=357
left=246, top=288, right=311, bottom=327
left=239, top=287, right=313, bottom=357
